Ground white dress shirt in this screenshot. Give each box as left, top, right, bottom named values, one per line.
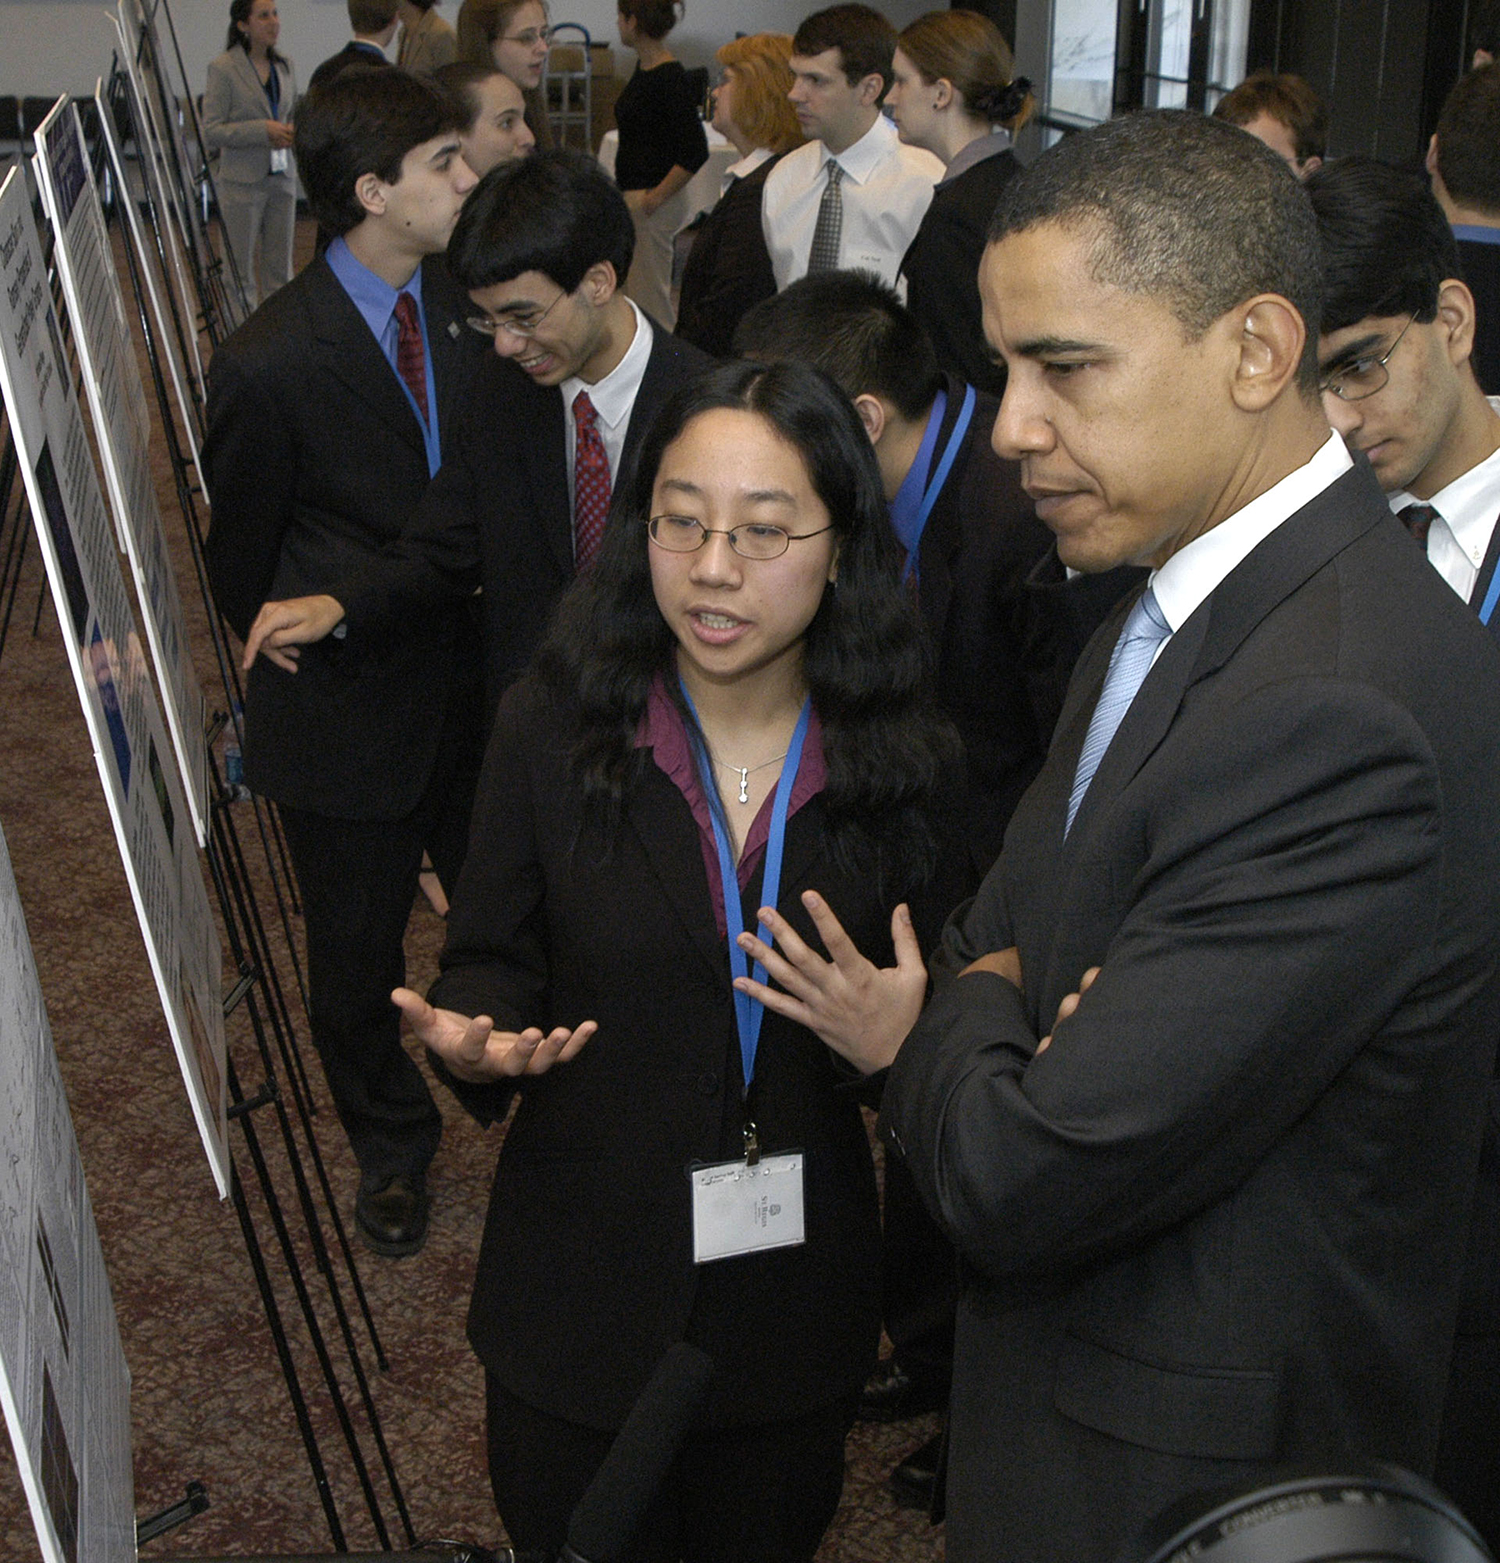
left=761, top=113, right=943, bottom=289
left=1387, top=396, right=1500, bottom=604
left=560, top=297, right=654, bottom=530
left=1149, top=432, right=1354, bottom=650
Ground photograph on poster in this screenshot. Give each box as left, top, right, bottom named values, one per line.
left=30, top=448, right=87, bottom=644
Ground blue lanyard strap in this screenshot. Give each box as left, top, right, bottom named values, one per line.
left=680, top=684, right=812, bottom=1094
left=1479, top=565, right=1500, bottom=627
left=899, top=384, right=977, bottom=586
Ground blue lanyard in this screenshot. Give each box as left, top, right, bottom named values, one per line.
left=680, top=683, right=812, bottom=1094
left=263, top=62, right=281, bottom=120
left=895, top=385, right=977, bottom=586
left=1479, top=565, right=1500, bottom=627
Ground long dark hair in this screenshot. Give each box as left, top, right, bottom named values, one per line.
left=537, top=359, right=959, bottom=891
left=227, top=0, right=288, bottom=63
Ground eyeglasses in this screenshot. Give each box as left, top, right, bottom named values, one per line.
left=648, top=515, right=834, bottom=560
left=1319, top=314, right=1416, bottom=403
left=501, top=25, right=551, bottom=46
left=466, top=288, right=565, bottom=340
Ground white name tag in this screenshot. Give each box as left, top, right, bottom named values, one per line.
left=690, top=1152, right=805, bottom=1264
left=270, top=148, right=290, bottom=175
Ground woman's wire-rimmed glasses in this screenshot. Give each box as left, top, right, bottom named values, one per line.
left=648, top=515, right=834, bottom=560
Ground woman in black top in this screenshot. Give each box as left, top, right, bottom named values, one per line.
left=614, top=0, right=709, bottom=326
left=676, top=32, right=803, bottom=358
left=398, top=360, right=963, bottom=1561
left=886, top=10, right=1033, bottom=395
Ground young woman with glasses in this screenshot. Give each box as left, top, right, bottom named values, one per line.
left=395, top=359, right=965, bottom=1562
left=456, top=0, right=554, bottom=147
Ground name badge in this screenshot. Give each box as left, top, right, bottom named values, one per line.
left=270, top=148, right=289, bottom=175
left=690, top=1152, right=805, bottom=1264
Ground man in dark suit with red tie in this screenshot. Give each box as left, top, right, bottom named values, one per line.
left=205, top=69, right=484, bottom=1258
left=731, top=112, right=1500, bottom=1563
left=320, top=150, right=712, bottom=710
left=1309, top=154, right=1500, bottom=1553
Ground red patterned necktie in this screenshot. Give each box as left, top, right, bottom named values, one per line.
left=1398, top=501, right=1440, bottom=549
left=394, top=292, right=429, bottom=423
left=572, top=389, right=611, bottom=570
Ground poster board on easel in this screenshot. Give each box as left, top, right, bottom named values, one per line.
left=0, top=816, right=136, bottom=1563
left=0, top=167, right=229, bottom=1200
left=33, top=95, right=209, bottom=847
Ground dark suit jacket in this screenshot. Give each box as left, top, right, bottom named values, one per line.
left=204, top=254, right=485, bottom=817
left=306, top=40, right=393, bottom=94
left=428, top=678, right=969, bottom=1430
left=342, top=320, right=713, bottom=703
left=675, top=157, right=779, bottom=360
left=881, top=461, right=1500, bottom=1563
left=1458, top=234, right=1500, bottom=397
left=913, top=377, right=1082, bottom=872
left=899, top=149, right=1020, bottom=398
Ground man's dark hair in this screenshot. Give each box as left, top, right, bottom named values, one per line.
left=294, top=68, right=463, bottom=237
left=1212, top=70, right=1327, bottom=164
left=1470, top=1, right=1500, bottom=59
left=433, top=59, right=499, bottom=131
left=734, top=271, right=942, bottom=423
left=1435, top=63, right=1500, bottom=216
left=1305, top=157, right=1460, bottom=333
left=448, top=148, right=635, bottom=292
left=792, top=3, right=897, bottom=95
left=988, top=109, right=1324, bottom=390
left=348, top=0, right=399, bottom=35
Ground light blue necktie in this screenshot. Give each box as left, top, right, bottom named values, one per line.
left=1066, top=586, right=1171, bottom=836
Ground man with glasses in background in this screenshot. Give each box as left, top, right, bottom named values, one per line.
left=1309, top=154, right=1500, bottom=1556
left=265, top=150, right=710, bottom=712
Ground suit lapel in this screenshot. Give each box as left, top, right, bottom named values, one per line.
left=623, top=765, right=731, bottom=986
left=1064, top=462, right=1390, bottom=847
left=619, top=324, right=675, bottom=487
left=522, top=386, right=574, bottom=578
left=1467, top=508, right=1500, bottom=639
left=303, top=258, right=426, bottom=458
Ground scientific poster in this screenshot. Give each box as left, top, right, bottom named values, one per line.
left=0, top=168, right=229, bottom=1200
left=0, top=821, right=135, bottom=1563
left=34, top=95, right=209, bottom=844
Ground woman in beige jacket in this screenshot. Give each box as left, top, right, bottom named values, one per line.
left=204, top=0, right=298, bottom=310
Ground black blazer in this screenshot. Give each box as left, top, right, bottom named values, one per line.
left=306, top=40, right=392, bottom=93
left=900, top=148, right=1021, bottom=398
left=1458, top=235, right=1500, bottom=397
left=204, top=255, right=485, bottom=817
left=342, top=321, right=713, bottom=704
left=912, top=377, right=1085, bottom=871
left=883, top=463, right=1500, bottom=1563
left=429, top=678, right=966, bottom=1430
left=675, top=156, right=779, bottom=359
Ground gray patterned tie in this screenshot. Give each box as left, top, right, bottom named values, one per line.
left=1066, top=586, right=1172, bottom=836
left=807, top=161, right=844, bottom=274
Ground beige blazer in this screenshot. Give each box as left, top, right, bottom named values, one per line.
left=203, top=47, right=298, bottom=186
left=397, top=9, right=457, bottom=75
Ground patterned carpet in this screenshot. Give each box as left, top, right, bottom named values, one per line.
left=0, top=218, right=948, bottom=1560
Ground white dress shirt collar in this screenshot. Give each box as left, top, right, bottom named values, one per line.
left=724, top=145, right=774, bottom=191
left=823, top=111, right=898, bottom=185
left=1386, top=396, right=1500, bottom=601
left=562, top=296, right=653, bottom=433
left=1151, top=431, right=1353, bottom=635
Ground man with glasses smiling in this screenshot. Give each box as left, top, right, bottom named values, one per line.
left=1309, top=153, right=1500, bottom=1556
left=328, top=149, right=710, bottom=706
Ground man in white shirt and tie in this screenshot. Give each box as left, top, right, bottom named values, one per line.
left=762, top=2, right=942, bottom=289
left=1308, top=153, right=1500, bottom=1557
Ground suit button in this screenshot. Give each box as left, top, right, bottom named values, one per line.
left=697, top=1072, right=718, bottom=1095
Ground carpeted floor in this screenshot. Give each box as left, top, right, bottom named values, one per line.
left=0, top=214, right=947, bottom=1560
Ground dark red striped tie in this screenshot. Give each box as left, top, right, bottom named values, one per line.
left=394, top=292, right=429, bottom=423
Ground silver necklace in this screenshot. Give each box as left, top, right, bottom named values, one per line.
left=712, top=750, right=788, bottom=805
